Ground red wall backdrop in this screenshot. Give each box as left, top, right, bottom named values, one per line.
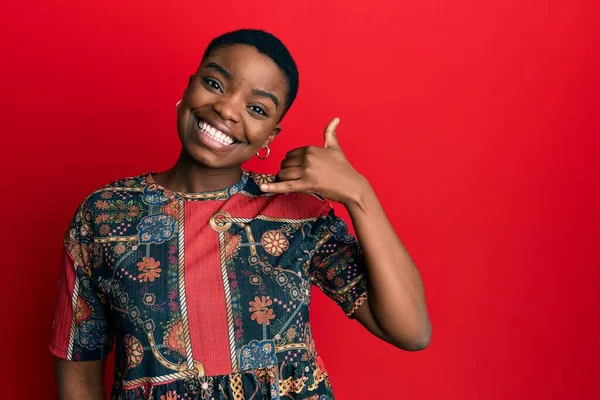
left=1, top=1, right=598, bottom=398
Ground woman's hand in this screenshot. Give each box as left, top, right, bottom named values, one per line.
left=260, top=118, right=371, bottom=205
left=262, top=118, right=431, bottom=351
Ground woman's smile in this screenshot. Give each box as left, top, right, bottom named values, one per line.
left=191, top=113, right=240, bottom=152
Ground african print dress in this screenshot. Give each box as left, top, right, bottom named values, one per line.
left=49, top=170, right=369, bottom=400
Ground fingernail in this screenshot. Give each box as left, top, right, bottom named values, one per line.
left=260, top=184, right=269, bottom=191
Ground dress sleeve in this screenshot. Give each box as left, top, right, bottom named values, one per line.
left=49, top=201, right=113, bottom=360
left=308, top=205, right=369, bottom=318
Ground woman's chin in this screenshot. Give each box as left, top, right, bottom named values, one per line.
left=181, top=145, right=243, bottom=169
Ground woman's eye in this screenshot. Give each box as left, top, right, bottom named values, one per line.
left=204, top=78, right=222, bottom=92
left=249, top=105, right=267, bottom=116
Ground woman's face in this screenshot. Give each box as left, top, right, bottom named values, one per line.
left=177, top=44, right=288, bottom=168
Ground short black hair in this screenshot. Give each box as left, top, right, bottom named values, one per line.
left=201, top=29, right=299, bottom=118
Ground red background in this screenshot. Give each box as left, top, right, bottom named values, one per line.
left=2, top=1, right=598, bottom=398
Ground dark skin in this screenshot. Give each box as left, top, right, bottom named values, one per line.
left=153, top=44, right=286, bottom=193
left=56, top=44, right=431, bottom=398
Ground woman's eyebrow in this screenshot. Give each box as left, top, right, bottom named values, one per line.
left=252, top=88, right=279, bottom=109
left=205, top=62, right=232, bottom=80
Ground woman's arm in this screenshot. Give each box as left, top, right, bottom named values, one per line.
left=260, top=118, right=431, bottom=351
left=55, top=358, right=107, bottom=400
left=344, top=183, right=431, bottom=351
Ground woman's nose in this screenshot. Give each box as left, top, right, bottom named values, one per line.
left=213, top=95, right=241, bottom=123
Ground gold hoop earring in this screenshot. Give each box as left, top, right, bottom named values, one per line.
left=175, top=99, right=182, bottom=111
left=256, top=146, right=271, bottom=160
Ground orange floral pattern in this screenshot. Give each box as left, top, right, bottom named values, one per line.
left=261, top=230, right=289, bottom=256
left=114, top=242, right=126, bottom=255
left=224, top=232, right=241, bottom=261
left=124, top=334, right=143, bottom=369
left=74, top=296, right=91, bottom=324
left=249, top=296, right=276, bottom=325
left=137, top=256, right=161, bottom=282
left=160, top=391, right=178, bottom=400
left=95, top=200, right=110, bottom=210
left=163, top=200, right=178, bottom=218
left=252, top=173, right=275, bottom=187
left=164, top=319, right=186, bottom=357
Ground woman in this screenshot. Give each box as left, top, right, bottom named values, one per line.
left=50, top=29, right=431, bottom=399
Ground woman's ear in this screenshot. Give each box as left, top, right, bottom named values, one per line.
left=263, top=124, right=282, bottom=147
left=188, top=75, right=194, bottom=85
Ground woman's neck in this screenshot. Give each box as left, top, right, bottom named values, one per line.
left=153, top=151, right=243, bottom=194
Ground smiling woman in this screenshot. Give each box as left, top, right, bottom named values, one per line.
left=50, top=29, right=431, bottom=400
left=177, top=44, right=287, bottom=169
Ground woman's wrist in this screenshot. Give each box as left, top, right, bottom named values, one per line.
left=343, top=176, right=376, bottom=213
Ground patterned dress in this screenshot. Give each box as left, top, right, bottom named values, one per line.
left=50, top=170, right=369, bottom=400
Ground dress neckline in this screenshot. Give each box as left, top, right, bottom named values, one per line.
left=145, top=170, right=250, bottom=201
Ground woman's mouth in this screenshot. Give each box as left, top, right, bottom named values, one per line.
left=192, top=115, right=239, bottom=151
left=197, top=120, right=236, bottom=145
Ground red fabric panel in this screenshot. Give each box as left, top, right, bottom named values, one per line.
left=235, top=192, right=329, bottom=219
left=184, top=202, right=232, bottom=375
left=49, top=250, right=77, bottom=359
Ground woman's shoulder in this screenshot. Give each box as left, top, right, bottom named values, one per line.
left=95, top=172, right=149, bottom=192
left=72, top=172, right=150, bottom=210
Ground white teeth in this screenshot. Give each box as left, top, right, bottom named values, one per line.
left=197, top=120, right=234, bottom=145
